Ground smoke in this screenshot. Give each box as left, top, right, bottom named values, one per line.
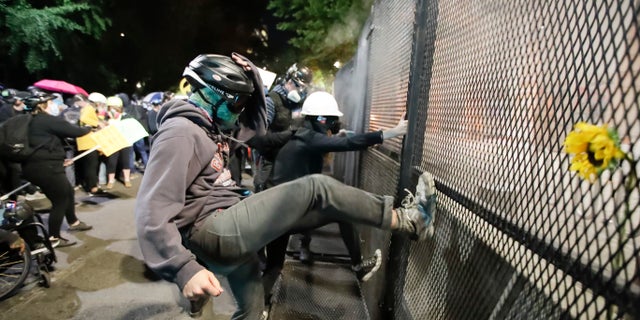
left=322, top=5, right=370, bottom=52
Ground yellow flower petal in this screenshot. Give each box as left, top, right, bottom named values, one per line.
left=565, top=122, right=625, bottom=182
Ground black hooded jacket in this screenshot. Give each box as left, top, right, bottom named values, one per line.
left=272, top=120, right=383, bottom=185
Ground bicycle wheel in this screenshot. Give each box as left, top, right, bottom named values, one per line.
left=0, top=243, right=31, bottom=300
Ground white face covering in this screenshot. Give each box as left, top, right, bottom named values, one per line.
left=46, top=100, right=60, bottom=116
left=287, top=89, right=302, bottom=103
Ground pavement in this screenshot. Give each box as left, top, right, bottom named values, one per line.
left=0, top=173, right=239, bottom=320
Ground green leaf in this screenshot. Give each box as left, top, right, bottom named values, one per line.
left=1, top=0, right=111, bottom=72
left=268, top=0, right=373, bottom=77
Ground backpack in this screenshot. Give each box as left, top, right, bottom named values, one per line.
left=267, top=91, right=292, bottom=132
left=0, top=114, right=50, bottom=162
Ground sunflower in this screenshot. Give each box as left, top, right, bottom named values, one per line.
left=564, top=122, right=626, bottom=180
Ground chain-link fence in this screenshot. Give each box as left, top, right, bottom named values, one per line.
left=334, top=0, right=639, bottom=319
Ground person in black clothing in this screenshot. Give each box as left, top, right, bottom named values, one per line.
left=104, top=96, right=133, bottom=189
left=118, top=92, right=148, bottom=175
left=0, top=89, right=30, bottom=200
left=146, top=92, right=171, bottom=142
left=0, top=89, right=28, bottom=124
left=253, top=63, right=312, bottom=192
left=268, top=91, right=408, bottom=285
left=69, top=94, right=102, bottom=194
left=253, top=64, right=314, bottom=271
left=21, top=92, right=93, bottom=248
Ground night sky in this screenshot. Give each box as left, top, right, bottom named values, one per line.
left=4, top=0, right=296, bottom=95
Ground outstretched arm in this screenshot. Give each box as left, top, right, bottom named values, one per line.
left=382, top=112, right=408, bottom=139
left=246, top=130, right=295, bottom=152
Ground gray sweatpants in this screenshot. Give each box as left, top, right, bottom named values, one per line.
left=186, top=174, right=394, bottom=320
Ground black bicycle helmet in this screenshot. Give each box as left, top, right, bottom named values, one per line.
left=182, top=54, right=254, bottom=108
left=1, top=88, right=17, bottom=104
left=23, top=92, right=55, bottom=111
left=285, top=64, right=313, bottom=87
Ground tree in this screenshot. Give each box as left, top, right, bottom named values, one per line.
left=267, top=0, right=373, bottom=75
left=0, top=0, right=110, bottom=73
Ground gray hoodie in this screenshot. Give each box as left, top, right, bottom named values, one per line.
left=135, top=99, right=248, bottom=290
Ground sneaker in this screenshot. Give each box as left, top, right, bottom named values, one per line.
left=353, top=249, right=382, bottom=282
left=68, top=221, right=93, bottom=232
left=396, top=172, right=436, bottom=241
left=50, top=237, right=76, bottom=248
left=189, top=296, right=210, bottom=318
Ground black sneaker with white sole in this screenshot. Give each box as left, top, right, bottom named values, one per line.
left=50, top=237, right=76, bottom=248
left=353, top=249, right=382, bottom=282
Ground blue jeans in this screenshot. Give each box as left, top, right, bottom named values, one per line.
left=129, top=139, right=148, bottom=172
left=186, top=174, right=394, bottom=319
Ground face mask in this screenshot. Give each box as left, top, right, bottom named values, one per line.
left=311, top=116, right=340, bottom=134
left=215, top=104, right=240, bottom=130
left=287, top=90, right=302, bottom=103
left=46, top=100, right=60, bottom=116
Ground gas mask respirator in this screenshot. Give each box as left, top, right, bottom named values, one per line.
left=287, top=90, right=302, bottom=103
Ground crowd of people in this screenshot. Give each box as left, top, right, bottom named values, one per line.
left=1, top=52, right=437, bottom=320
left=0, top=86, right=171, bottom=248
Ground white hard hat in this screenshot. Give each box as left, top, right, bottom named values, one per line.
left=300, top=91, right=343, bottom=117
left=88, top=92, right=107, bottom=104
left=106, top=96, right=123, bottom=108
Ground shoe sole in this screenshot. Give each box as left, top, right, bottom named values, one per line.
left=416, top=172, right=436, bottom=200
left=49, top=239, right=60, bottom=248
left=417, top=172, right=436, bottom=238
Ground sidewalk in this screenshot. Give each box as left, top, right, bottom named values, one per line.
left=0, top=176, right=237, bottom=320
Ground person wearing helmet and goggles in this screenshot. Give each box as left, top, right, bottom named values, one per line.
left=252, top=63, right=313, bottom=194
left=283, top=63, right=312, bottom=104
left=20, top=92, right=93, bottom=248
left=135, top=53, right=435, bottom=320
left=181, top=54, right=257, bottom=132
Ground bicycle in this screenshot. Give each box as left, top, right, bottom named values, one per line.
left=0, top=199, right=56, bottom=300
